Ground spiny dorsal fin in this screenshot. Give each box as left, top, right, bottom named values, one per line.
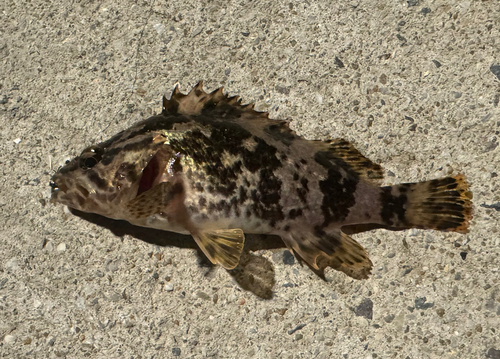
left=162, top=81, right=268, bottom=118
left=162, top=83, right=383, bottom=185
left=314, top=139, right=384, bottom=184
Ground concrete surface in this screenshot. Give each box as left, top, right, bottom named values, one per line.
left=1, top=0, right=500, bottom=358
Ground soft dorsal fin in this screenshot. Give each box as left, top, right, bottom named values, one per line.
left=314, top=139, right=384, bottom=184
left=162, top=81, right=267, bottom=118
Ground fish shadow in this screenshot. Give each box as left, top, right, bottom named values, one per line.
left=71, top=210, right=381, bottom=298
left=71, top=209, right=284, bottom=299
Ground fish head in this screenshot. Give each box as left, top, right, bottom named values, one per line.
left=50, top=131, right=179, bottom=219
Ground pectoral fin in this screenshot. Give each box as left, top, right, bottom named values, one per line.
left=127, top=182, right=184, bottom=219
left=191, top=229, right=245, bottom=270
left=127, top=182, right=173, bottom=218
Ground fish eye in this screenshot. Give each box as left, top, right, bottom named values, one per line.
left=83, top=156, right=98, bottom=169
left=79, top=146, right=103, bottom=170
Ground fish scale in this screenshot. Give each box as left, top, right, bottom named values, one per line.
left=50, top=81, right=472, bottom=281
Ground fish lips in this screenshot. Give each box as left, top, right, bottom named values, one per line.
left=49, top=174, right=71, bottom=205
left=50, top=170, right=90, bottom=208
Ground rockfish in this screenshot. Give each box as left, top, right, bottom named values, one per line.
left=50, top=82, right=472, bottom=279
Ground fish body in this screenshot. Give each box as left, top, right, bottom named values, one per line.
left=51, top=82, right=472, bottom=279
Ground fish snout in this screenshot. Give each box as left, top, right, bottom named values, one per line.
left=49, top=180, right=58, bottom=190
left=49, top=173, right=71, bottom=204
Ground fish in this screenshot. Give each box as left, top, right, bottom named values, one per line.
left=50, top=81, right=473, bottom=279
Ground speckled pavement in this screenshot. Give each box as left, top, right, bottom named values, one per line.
left=1, top=0, right=499, bottom=358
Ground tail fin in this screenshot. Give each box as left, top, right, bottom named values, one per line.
left=380, top=174, right=472, bottom=232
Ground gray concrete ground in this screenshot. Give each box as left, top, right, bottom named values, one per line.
left=1, top=0, right=500, bottom=358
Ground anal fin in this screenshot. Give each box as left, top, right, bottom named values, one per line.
left=314, top=232, right=373, bottom=280
left=284, top=229, right=373, bottom=280
left=191, top=229, right=245, bottom=270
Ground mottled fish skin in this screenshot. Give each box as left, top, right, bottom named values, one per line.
left=50, top=82, right=473, bottom=279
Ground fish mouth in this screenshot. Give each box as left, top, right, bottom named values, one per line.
left=49, top=180, right=58, bottom=191
left=49, top=177, right=65, bottom=204
left=49, top=174, right=76, bottom=205
left=49, top=175, right=93, bottom=210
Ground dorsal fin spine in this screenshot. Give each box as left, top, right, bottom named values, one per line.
left=161, top=82, right=269, bottom=118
